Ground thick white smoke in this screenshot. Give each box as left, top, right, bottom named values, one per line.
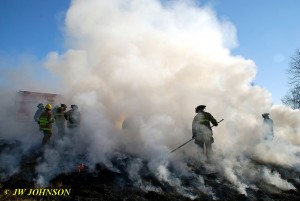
left=42, top=0, right=300, bottom=196
left=1, top=0, right=300, bottom=197
left=45, top=0, right=266, bottom=159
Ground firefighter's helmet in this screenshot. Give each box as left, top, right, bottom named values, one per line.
left=71, top=104, right=78, bottom=109
left=45, top=103, right=52, bottom=110
left=262, top=113, right=269, bottom=118
left=195, top=105, right=206, bottom=113
left=37, top=103, right=44, bottom=108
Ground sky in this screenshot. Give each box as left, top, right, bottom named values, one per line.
left=1, top=0, right=300, bottom=104
left=210, top=0, right=300, bottom=104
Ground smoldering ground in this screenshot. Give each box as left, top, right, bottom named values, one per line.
left=1, top=0, right=300, bottom=199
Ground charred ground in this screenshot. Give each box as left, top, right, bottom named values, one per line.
left=0, top=139, right=300, bottom=201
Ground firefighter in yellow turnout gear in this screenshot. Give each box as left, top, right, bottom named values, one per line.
left=38, top=103, right=55, bottom=145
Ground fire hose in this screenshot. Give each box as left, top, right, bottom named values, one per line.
left=170, top=119, right=224, bottom=153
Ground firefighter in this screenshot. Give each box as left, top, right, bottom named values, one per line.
left=64, top=104, right=81, bottom=129
left=262, top=113, right=274, bottom=141
left=34, top=103, right=45, bottom=123
left=38, top=103, right=55, bottom=145
left=52, top=105, right=59, bottom=116
left=54, top=104, right=67, bottom=140
left=192, top=105, right=218, bottom=161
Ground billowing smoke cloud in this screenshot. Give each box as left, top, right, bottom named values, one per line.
left=43, top=0, right=300, bottom=195
left=1, top=0, right=300, bottom=198
left=45, top=0, right=266, bottom=159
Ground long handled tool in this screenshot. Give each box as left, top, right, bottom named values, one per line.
left=170, top=119, right=224, bottom=153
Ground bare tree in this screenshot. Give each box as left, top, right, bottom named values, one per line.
left=282, top=85, right=300, bottom=109
left=282, top=49, right=300, bottom=109
left=287, top=49, right=300, bottom=85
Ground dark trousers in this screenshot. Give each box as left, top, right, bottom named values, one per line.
left=42, top=130, right=52, bottom=145
left=56, top=124, right=66, bottom=140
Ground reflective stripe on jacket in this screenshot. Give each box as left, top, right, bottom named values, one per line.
left=39, top=111, right=54, bottom=131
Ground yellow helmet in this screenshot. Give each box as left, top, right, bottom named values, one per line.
left=45, top=103, right=52, bottom=110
